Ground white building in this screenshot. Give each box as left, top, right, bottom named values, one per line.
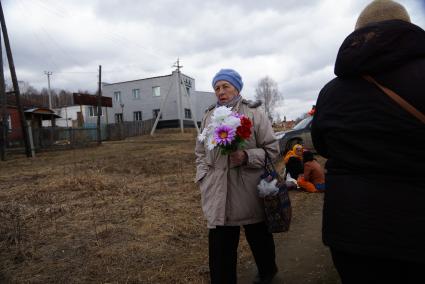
left=102, top=71, right=215, bottom=128
left=43, top=105, right=110, bottom=127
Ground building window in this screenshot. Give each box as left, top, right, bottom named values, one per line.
left=134, top=111, right=142, bottom=121
left=88, top=106, right=103, bottom=117
left=186, top=87, right=190, bottom=96
left=113, top=91, right=121, bottom=102
left=152, top=86, right=160, bottom=97
left=115, top=113, right=123, bottom=123
left=132, top=89, right=140, bottom=100
left=184, top=108, right=192, bottom=119
left=153, top=109, right=162, bottom=119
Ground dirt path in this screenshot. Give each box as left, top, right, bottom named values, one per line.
left=238, top=191, right=341, bottom=284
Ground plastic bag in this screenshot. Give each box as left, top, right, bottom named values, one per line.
left=257, top=178, right=279, bottom=197
left=259, top=150, right=292, bottom=233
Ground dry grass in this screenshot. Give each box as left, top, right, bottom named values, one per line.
left=0, top=130, right=263, bottom=283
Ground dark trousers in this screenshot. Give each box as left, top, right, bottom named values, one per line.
left=330, top=248, right=422, bottom=284
left=209, top=222, right=277, bottom=284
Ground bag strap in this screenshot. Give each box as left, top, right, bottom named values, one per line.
left=263, top=149, right=284, bottom=183
left=363, top=75, right=425, bottom=124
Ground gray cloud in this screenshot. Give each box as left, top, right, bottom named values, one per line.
left=1, top=0, right=424, bottom=119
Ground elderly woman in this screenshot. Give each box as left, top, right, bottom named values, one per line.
left=195, top=69, right=280, bottom=284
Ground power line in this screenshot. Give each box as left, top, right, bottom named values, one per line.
left=40, top=26, right=82, bottom=67
left=11, top=0, right=178, bottom=91
left=30, top=0, right=70, bottom=18
left=22, top=0, right=164, bottom=60
left=16, top=0, right=60, bottom=70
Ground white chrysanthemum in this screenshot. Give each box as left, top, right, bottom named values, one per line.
left=198, top=128, right=208, bottom=142
left=223, top=115, right=241, bottom=129
left=206, top=135, right=217, bottom=150
left=211, top=106, right=232, bottom=124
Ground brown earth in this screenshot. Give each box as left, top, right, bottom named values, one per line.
left=0, top=130, right=340, bottom=283
left=238, top=190, right=341, bottom=284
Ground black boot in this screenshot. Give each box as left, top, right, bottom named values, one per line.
left=253, top=267, right=278, bottom=284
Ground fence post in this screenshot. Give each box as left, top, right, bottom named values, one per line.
left=27, top=122, right=35, bottom=157
left=71, top=128, right=75, bottom=149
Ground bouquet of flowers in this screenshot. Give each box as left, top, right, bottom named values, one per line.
left=198, top=106, right=252, bottom=155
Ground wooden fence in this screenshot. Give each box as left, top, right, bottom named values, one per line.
left=2, top=119, right=155, bottom=152
left=106, top=119, right=154, bottom=141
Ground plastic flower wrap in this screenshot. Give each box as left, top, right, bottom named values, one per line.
left=198, top=106, right=252, bottom=155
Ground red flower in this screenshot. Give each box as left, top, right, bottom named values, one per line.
left=236, top=116, right=252, bottom=139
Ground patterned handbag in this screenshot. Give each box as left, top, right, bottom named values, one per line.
left=261, top=151, right=292, bottom=233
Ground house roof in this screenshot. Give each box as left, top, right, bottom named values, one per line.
left=25, top=108, right=61, bottom=119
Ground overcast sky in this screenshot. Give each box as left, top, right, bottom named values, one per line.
left=2, top=0, right=424, bottom=120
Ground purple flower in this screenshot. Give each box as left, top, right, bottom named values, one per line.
left=231, top=112, right=241, bottom=119
left=214, top=125, right=236, bottom=145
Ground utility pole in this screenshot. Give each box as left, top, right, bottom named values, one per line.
left=150, top=78, right=175, bottom=136
left=0, top=27, right=7, bottom=161
left=182, top=82, right=200, bottom=134
left=173, top=58, right=184, bottom=133
left=97, top=65, right=102, bottom=145
left=44, top=71, right=52, bottom=109
left=0, top=1, right=31, bottom=157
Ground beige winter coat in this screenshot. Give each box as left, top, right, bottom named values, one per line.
left=195, top=99, right=279, bottom=228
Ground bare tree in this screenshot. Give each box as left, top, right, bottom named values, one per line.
left=255, top=76, right=283, bottom=120
left=275, top=113, right=282, bottom=124
left=25, top=85, right=39, bottom=96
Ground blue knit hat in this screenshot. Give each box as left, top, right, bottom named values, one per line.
left=212, top=69, right=243, bottom=92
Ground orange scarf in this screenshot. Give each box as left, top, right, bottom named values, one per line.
left=283, top=144, right=303, bottom=164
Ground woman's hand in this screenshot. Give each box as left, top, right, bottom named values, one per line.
left=230, top=150, right=247, bottom=167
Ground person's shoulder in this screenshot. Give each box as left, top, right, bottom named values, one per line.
left=317, top=77, right=347, bottom=104
left=321, top=76, right=365, bottom=94
left=320, top=77, right=339, bottom=93
left=310, top=160, right=322, bottom=167
left=204, top=104, right=216, bottom=113
left=241, top=99, right=262, bottom=108
left=304, top=161, right=314, bottom=169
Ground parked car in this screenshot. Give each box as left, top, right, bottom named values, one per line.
left=275, top=116, right=315, bottom=156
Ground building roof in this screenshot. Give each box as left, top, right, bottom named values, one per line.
left=102, top=74, right=173, bottom=86
left=25, top=108, right=61, bottom=119
left=102, top=72, right=195, bottom=87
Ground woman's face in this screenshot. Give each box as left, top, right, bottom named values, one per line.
left=214, top=80, right=239, bottom=104
left=295, top=147, right=303, bottom=156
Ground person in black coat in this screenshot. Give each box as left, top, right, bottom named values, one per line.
left=311, top=1, right=425, bottom=283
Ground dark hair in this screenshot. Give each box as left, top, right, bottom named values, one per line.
left=303, top=151, right=315, bottom=163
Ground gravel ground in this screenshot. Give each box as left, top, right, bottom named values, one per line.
left=238, top=190, right=341, bottom=284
